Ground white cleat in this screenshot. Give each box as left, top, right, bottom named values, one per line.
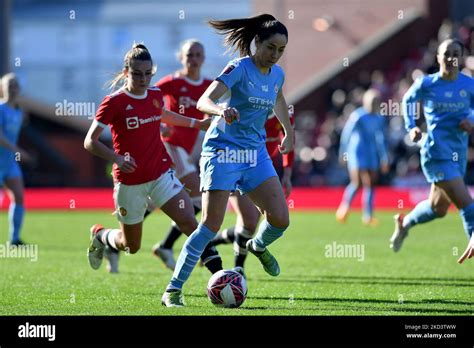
left=390, top=214, right=409, bottom=252
left=87, top=224, right=106, bottom=270
left=161, top=290, right=185, bottom=307
left=152, top=244, right=176, bottom=271
left=105, top=246, right=120, bottom=273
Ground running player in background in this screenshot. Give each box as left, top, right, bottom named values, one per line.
left=162, top=14, right=294, bottom=307
left=84, top=43, right=223, bottom=275
left=390, top=39, right=474, bottom=265
left=146, top=39, right=217, bottom=272
left=336, top=89, right=389, bottom=226
left=210, top=110, right=295, bottom=276
left=0, top=73, right=32, bottom=246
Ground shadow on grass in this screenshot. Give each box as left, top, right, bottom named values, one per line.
left=249, top=274, right=474, bottom=288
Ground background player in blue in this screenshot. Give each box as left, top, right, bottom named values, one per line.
left=336, top=89, right=389, bottom=226
left=0, top=73, right=32, bottom=245
left=390, top=39, right=474, bottom=265
left=161, top=14, right=294, bottom=307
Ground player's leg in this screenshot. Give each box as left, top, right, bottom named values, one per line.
left=435, top=177, right=474, bottom=240
left=336, top=168, right=360, bottom=223
left=210, top=193, right=239, bottom=246
left=360, top=169, right=378, bottom=226
left=390, top=183, right=450, bottom=252
left=4, top=163, right=25, bottom=245
left=232, top=193, right=260, bottom=274
left=162, top=189, right=229, bottom=307
left=152, top=145, right=201, bottom=269
left=246, top=176, right=289, bottom=277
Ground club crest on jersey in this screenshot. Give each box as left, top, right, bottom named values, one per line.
left=460, top=89, right=467, bottom=97
left=126, top=117, right=139, bottom=130
left=119, top=207, right=128, bottom=217
left=153, top=98, right=161, bottom=109
left=261, top=85, right=268, bottom=92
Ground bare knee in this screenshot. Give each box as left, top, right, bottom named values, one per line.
left=125, top=242, right=141, bottom=254
left=432, top=203, right=449, bottom=218
left=176, top=214, right=198, bottom=236
left=267, top=212, right=289, bottom=230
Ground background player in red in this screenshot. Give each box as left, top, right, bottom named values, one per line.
left=143, top=39, right=218, bottom=271
left=210, top=110, right=295, bottom=275
left=83, top=43, right=222, bottom=276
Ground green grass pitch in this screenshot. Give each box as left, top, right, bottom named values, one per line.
left=0, top=210, right=472, bottom=315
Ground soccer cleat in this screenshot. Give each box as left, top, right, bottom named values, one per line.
left=87, top=224, right=106, bottom=270
left=104, top=246, right=120, bottom=273
left=10, top=239, right=26, bottom=246
left=390, top=214, right=409, bottom=252
left=335, top=204, right=349, bottom=224
left=362, top=217, right=379, bottom=227
left=161, top=290, right=185, bottom=307
left=246, top=239, right=280, bottom=276
left=152, top=244, right=176, bottom=271
left=233, top=266, right=246, bottom=279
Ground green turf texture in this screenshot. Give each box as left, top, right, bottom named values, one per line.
left=0, top=210, right=472, bottom=315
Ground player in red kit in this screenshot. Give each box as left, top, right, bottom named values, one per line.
left=210, top=110, right=295, bottom=276
left=84, top=43, right=223, bottom=276
left=145, top=40, right=221, bottom=272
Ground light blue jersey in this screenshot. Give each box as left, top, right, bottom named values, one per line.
left=0, top=102, right=23, bottom=168
left=200, top=56, right=285, bottom=194
left=402, top=72, right=474, bottom=161
left=339, top=107, right=388, bottom=170
left=203, top=56, right=285, bottom=152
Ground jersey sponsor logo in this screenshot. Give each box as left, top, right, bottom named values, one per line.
left=126, top=117, right=139, bottom=129
left=248, top=96, right=275, bottom=110
left=178, top=96, right=197, bottom=108
left=126, top=104, right=134, bottom=110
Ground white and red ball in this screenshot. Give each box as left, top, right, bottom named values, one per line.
left=207, top=269, right=247, bottom=308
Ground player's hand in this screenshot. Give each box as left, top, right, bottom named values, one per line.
left=278, top=133, right=294, bottom=155
left=457, top=235, right=474, bottom=264
left=219, top=107, right=240, bottom=125
left=281, top=172, right=292, bottom=198
left=459, top=119, right=474, bottom=133
left=114, top=153, right=137, bottom=173
left=409, top=127, right=422, bottom=143
left=198, top=118, right=212, bottom=131
left=380, top=161, right=390, bottom=174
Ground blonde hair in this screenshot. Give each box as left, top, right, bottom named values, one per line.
left=175, top=39, right=204, bottom=62
left=106, top=43, right=156, bottom=90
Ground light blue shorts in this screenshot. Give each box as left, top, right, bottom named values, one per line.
left=421, top=154, right=466, bottom=183
left=0, top=160, right=22, bottom=186
left=200, top=145, right=277, bottom=195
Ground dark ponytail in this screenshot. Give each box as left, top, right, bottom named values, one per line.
left=208, top=13, right=288, bottom=57
left=106, top=42, right=155, bottom=90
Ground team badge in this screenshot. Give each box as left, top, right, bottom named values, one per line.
left=459, top=89, right=467, bottom=97
left=153, top=98, right=161, bottom=109
left=126, top=117, right=139, bottom=130
left=119, top=207, right=128, bottom=217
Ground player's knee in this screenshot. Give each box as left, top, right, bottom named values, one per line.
left=126, top=243, right=141, bottom=254
left=268, top=213, right=289, bottom=230
left=433, top=205, right=449, bottom=218
left=176, top=215, right=198, bottom=235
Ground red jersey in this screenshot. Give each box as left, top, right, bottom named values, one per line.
left=155, top=73, right=212, bottom=154
left=94, top=87, right=172, bottom=185
left=265, top=113, right=295, bottom=168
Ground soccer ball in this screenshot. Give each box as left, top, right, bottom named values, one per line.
left=207, top=269, right=247, bottom=308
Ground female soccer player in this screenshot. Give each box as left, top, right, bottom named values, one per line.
left=148, top=39, right=216, bottom=271
left=84, top=43, right=223, bottom=274
left=390, top=39, right=474, bottom=265
left=336, top=89, right=389, bottom=226
left=162, top=14, right=294, bottom=307
left=0, top=73, right=31, bottom=245
left=210, top=111, right=295, bottom=276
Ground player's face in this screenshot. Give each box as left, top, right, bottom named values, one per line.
left=180, top=43, right=205, bottom=72
left=126, top=59, right=153, bottom=94
left=437, top=42, right=462, bottom=72
left=255, top=33, right=287, bottom=68
left=2, top=76, right=20, bottom=101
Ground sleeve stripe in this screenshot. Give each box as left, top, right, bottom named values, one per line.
left=94, top=119, right=107, bottom=128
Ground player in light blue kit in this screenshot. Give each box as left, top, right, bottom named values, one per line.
left=162, top=14, right=294, bottom=307
left=0, top=73, right=31, bottom=245
left=336, top=89, right=389, bottom=226
left=390, top=39, right=474, bottom=265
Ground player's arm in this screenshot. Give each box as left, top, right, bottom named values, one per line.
left=338, top=112, right=358, bottom=165
left=273, top=89, right=294, bottom=154
left=161, top=109, right=211, bottom=131
left=83, top=121, right=137, bottom=173
left=197, top=80, right=239, bottom=124
left=376, top=118, right=389, bottom=173
left=281, top=114, right=295, bottom=197
left=402, top=77, right=424, bottom=142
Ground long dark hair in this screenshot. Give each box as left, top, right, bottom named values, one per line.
left=208, top=14, right=288, bottom=57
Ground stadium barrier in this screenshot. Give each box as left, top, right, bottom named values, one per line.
left=3, top=187, right=473, bottom=211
